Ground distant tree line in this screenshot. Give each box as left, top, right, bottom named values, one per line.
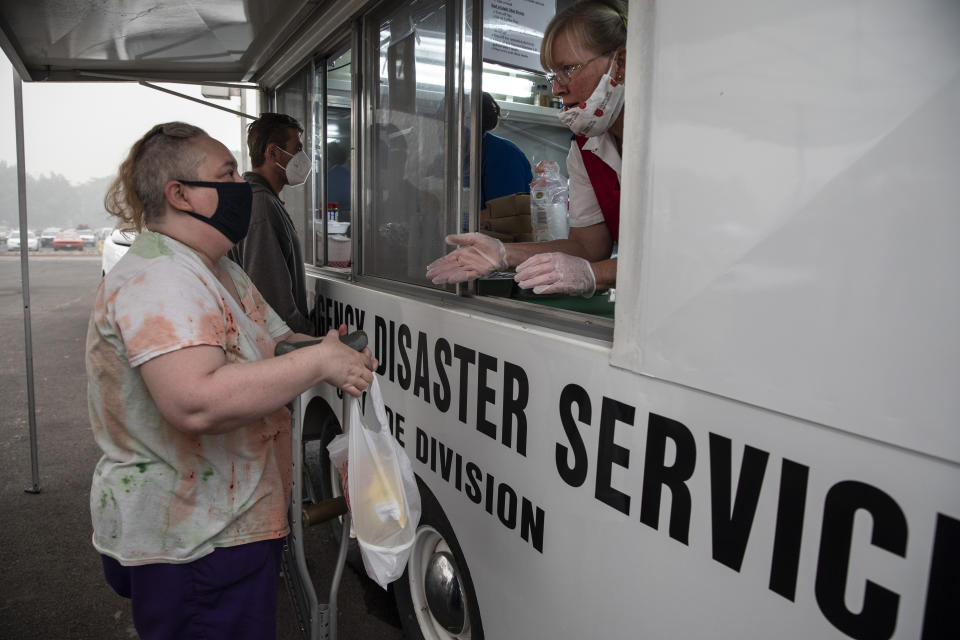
left=0, top=161, right=113, bottom=231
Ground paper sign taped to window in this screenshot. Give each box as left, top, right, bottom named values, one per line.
left=482, top=0, right=555, bottom=74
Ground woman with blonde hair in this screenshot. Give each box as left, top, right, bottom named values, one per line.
left=88, top=122, right=376, bottom=639
left=428, top=0, right=627, bottom=297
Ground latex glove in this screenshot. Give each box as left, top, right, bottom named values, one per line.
left=514, top=252, right=597, bottom=297
left=426, top=233, right=508, bottom=284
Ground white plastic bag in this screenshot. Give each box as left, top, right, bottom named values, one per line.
left=343, top=376, right=421, bottom=589
left=327, top=432, right=348, bottom=477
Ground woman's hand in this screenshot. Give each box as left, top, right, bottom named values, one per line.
left=426, top=233, right=508, bottom=284
left=309, top=329, right=377, bottom=397
left=514, top=252, right=597, bottom=297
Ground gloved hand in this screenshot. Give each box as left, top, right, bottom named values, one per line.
left=514, top=252, right=597, bottom=297
left=426, top=233, right=508, bottom=284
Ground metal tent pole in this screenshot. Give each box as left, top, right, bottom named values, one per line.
left=13, top=71, right=41, bottom=494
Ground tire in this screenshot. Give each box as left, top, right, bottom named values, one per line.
left=393, top=477, right=484, bottom=640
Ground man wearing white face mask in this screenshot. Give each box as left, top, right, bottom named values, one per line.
left=427, top=0, right=626, bottom=297
left=230, top=113, right=315, bottom=334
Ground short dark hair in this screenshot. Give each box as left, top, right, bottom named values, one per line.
left=481, top=92, right=500, bottom=133
left=247, top=113, right=304, bottom=167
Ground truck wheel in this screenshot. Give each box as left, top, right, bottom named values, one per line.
left=394, top=477, right=484, bottom=640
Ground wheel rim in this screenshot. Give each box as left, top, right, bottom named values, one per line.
left=408, top=525, right=472, bottom=640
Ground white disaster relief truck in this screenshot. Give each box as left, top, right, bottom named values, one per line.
left=287, top=1, right=959, bottom=639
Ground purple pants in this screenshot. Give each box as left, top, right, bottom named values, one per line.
left=101, top=538, right=283, bottom=640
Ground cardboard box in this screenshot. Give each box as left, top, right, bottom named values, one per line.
left=486, top=214, right=531, bottom=235
left=514, top=193, right=530, bottom=214
left=486, top=192, right=531, bottom=219
left=480, top=230, right=514, bottom=242
left=485, top=194, right=515, bottom=219
left=479, top=208, right=492, bottom=230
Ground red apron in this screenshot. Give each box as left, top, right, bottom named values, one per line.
left=575, top=135, right=621, bottom=243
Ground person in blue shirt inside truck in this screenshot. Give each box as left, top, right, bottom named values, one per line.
left=479, top=92, right=533, bottom=209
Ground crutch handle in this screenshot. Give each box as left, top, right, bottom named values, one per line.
left=274, top=330, right=368, bottom=356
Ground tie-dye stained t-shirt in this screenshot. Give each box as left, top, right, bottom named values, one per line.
left=86, top=231, right=293, bottom=565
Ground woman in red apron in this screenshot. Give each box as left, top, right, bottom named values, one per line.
left=427, top=0, right=627, bottom=297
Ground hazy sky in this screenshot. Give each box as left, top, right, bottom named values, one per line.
left=0, top=55, right=255, bottom=185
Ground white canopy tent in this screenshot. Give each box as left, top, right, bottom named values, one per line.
left=0, top=0, right=316, bottom=489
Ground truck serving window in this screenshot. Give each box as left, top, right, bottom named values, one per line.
left=362, top=0, right=448, bottom=286
left=273, top=0, right=617, bottom=335
left=314, top=45, right=354, bottom=270
left=275, top=66, right=312, bottom=264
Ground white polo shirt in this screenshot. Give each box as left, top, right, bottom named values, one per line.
left=566, top=131, right=622, bottom=230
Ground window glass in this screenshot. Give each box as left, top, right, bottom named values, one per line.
left=324, top=45, right=353, bottom=269
left=276, top=66, right=313, bottom=262
left=481, top=60, right=569, bottom=174
left=472, top=15, right=613, bottom=319
left=364, top=0, right=447, bottom=284
left=477, top=62, right=572, bottom=245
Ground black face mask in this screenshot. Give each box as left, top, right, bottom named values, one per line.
left=177, top=180, right=253, bottom=245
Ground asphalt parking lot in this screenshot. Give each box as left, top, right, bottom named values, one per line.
left=0, top=254, right=405, bottom=639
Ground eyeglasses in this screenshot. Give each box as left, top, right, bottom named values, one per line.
left=546, top=52, right=612, bottom=86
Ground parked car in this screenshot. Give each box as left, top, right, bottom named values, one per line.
left=77, top=228, right=96, bottom=246
left=7, top=230, right=39, bottom=252
left=53, top=230, right=84, bottom=251
left=40, top=227, right=61, bottom=248
left=101, top=228, right=136, bottom=275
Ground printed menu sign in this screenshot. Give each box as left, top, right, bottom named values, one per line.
left=483, top=0, right=555, bottom=73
